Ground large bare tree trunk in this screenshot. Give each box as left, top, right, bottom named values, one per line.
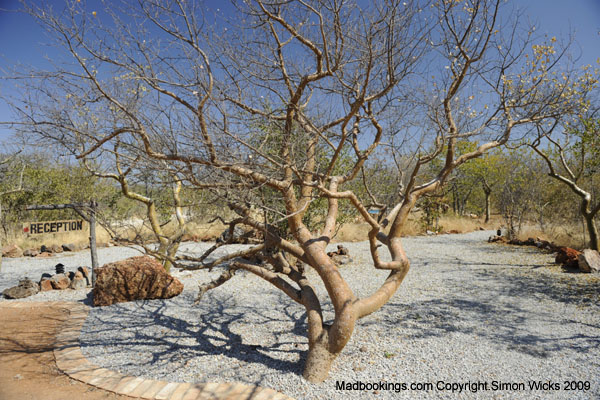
left=300, top=244, right=357, bottom=382
left=303, top=330, right=338, bottom=382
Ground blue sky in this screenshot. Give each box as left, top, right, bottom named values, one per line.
left=0, top=0, right=599, bottom=143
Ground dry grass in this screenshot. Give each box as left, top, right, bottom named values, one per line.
left=10, top=211, right=581, bottom=252
left=437, top=214, right=501, bottom=233
left=184, top=220, right=228, bottom=240
left=5, top=219, right=228, bottom=252
left=8, top=226, right=112, bottom=251
left=517, top=224, right=589, bottom=250
left=331, top=213, right=500, bottom=242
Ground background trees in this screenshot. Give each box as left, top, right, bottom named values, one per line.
left=2, top=0, right=596, bottom=382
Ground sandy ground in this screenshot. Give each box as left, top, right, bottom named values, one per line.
left=0, top=303, right=130, bottom=400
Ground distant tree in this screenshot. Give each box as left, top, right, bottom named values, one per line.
left=494, top=147, right=549, bottom=238
left=0, top=151, right=25, bottom=272
left=7, top=0, right=594, bottom=382
left=453, top=147, right=509, bottom=223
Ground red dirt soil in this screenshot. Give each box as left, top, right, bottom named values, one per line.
left=0, top=303, right=131, bottom=400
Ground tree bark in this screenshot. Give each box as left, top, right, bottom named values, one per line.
left=0, top=201, right=3, bottom=273
left=584, top=214, right=599, bottom=251
left=302, top=330, right=338, bottom=382
left=484, top=188, right=491, bottom=223
left=298, top=240, right=358, bottom=382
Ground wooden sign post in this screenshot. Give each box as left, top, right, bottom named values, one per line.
left=25, top=201, right=98, bottom=286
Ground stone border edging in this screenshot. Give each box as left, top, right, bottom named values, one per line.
left=1, top=301, right=293, bottom=400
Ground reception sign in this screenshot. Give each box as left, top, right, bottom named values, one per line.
left=23, top=220, right=85, bottom=235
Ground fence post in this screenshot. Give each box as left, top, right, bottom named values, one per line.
left=89, top=201, right=98, bottom=286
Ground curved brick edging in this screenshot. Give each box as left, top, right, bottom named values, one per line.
left=1, top=301, right=293, bottom=400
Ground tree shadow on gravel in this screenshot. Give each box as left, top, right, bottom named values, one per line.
left=79, top=292, right=309, bottom=384
left=376, top=267, right=600, bottom=358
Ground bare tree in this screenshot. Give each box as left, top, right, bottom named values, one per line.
left=529, top=112, right=600, bottom=250
left=5, top=0, right=594, bottom=382
left=81, top=143, right=187, bottom=273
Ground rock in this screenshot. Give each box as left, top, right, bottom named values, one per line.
left=337, top=245, right=349, bottom=255
left=3, top=278, right=39, bottom=299
left=70, top=271, right=87, bottom=290
left=555, top=247, right=581, bottom=269
left=50, top=244, right=63, bottom=254
left=92, top=256, right=184, bottom=307
left=78, top=266, right=91, bottom=286
left=40, top=245, right=51, bottom=253
left=55, top=263, right=65, bottom=274
left=578, top=249, right=600, bottom=273
left=217, top=226, right=247, bottom=244
left=70, top=277, right=87, bottom=290
left=62, top=243, right=79, bottom=252
left=2, top=244, right=23, bottom=258
left=23, top=248, right=39, bottom=257
left=50, top=273, right=70, bottom=290
left=327, top=245, right=352, bottom=265
left=488, top=235, right=508, bottom=243
left=181, top=234, right=199, bottom=242
left=331, top=254, right=352, bottom=265
left=35, top=252, right=53, bottom=258
left=40, top=279, right=53, bottom=291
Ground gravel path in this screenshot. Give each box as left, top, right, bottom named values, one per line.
left=2, top=231, right=599, bottom=399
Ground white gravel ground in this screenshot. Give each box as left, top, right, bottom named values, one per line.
left=1, top=231, right=599, bottom=400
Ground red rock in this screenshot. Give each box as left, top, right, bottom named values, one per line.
left=2, top=244, right=23, bottom=258
left=555, top=247, right=581, bottom=269
left=92, top=256, right=184, bottom=307
left=50, top=273, right=70, bottom=290
left=35, top=252, right=53, bottom=258
left=40, top=279, right=54, bottom=291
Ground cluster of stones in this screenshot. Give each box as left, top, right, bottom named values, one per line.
left=1, top=243, right=84, bottom=259
left=488, top=234, right=600, bottom=273
left=488, top=235, right=558, bottom=250
left=556, top=247, right=600, bottom=273
left=40, top=265, right=92, bottom=292
left=1, top=265, right=90, bottom=299
left=327, top=244, right=352, bottom=265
